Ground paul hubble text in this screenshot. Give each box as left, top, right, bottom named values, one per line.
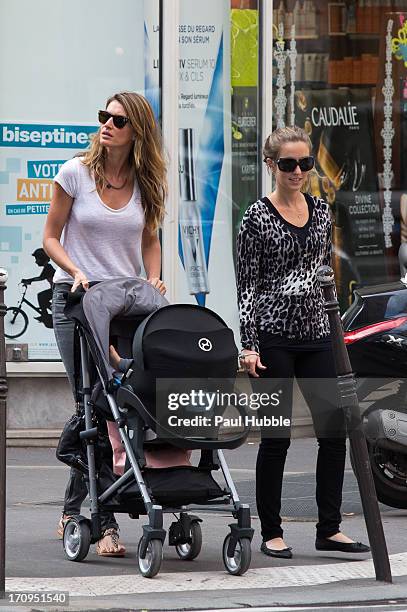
left=167, top=415, right=291, bottom=428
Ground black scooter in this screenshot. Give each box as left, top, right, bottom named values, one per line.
left=342, top=278, right=407, bottom=508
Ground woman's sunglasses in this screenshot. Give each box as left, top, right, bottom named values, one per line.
left=274, top=156, right=315, bottom=173
left=98, top=110, right=130, bottom=129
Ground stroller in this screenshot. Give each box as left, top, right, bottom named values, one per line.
left=56, top=278, right=253, bottom=577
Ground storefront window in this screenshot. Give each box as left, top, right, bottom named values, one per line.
left=0, top=0, right=160, bottom=360
left=176, top=0, right=260, bottom=339
left=231, top=1, right=260, bottom=256
left=1, top=0, right=262, bottom=360
left=177, top=0, right=229, bottom=310
left=273, top=0, right=407, bottom=310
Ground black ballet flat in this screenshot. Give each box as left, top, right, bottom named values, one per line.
left=315, top=537, right=370, bottom=553
left=260, top=542, right=293, bottom=559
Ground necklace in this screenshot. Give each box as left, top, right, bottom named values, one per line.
left=269, top=192, right=307, bottom=223
left=295, top=206, right=304, bottom=221
left=291, top=206, right=307, bottom=225
left=106, top=174, right=128, bottom=190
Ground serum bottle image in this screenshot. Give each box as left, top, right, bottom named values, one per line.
left=178, top=128, right=210, bottom=296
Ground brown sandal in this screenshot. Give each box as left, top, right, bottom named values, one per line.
left=56, top=514, right=72, bottom=539
left=96, top=528, right=126, bottom=557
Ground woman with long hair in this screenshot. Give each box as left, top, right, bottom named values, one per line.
left=43, top=91, right=167, bottom=556
left=237, top=126, right=370, bottom=559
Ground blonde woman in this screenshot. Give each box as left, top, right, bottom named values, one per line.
left=44, top=92, right=167, bottom=556
left=237, top=126, right=370, bottom=559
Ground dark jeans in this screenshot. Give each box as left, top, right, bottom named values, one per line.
left=255, top=341, right=346, bottom=541
left=52, top=284, right=118, bottom=532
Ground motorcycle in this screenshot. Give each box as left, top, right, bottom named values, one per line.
left=342, top=279, right=407, bottom=509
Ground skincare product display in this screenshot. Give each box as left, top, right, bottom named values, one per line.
left=286, top=53, right=329, bottom=82
left=328, top=53, right=379, bottom=85
left=178, top=128, right=210, bottom=296
left=273, top=0, right=318, bottom=38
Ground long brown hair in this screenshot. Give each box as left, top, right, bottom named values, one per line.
left=82, top=92, right=167, bottom=232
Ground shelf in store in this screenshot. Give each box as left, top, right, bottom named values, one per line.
left=329, top=32, right=380, bottom=39
left=273, top=81, right=377, bottom=88
left=277, top=33, right=380, bottom=41
left=281, top=34, right=320, bottom=40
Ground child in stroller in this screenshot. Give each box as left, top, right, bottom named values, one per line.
left=57, top=277, right=254, bottom=578
left=107, top=344, right=192, bottom=473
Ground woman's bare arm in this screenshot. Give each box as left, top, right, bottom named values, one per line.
left=141, top=227, right=166, bottom=294
left=43, top=183, right=88, bottom=290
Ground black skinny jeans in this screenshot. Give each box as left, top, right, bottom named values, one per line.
left=52, top=284, right=118, bottom=532
left=255, top=341, right=346, bottom=541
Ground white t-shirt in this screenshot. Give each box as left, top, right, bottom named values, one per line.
left=53, top=157, right=145, bottom=284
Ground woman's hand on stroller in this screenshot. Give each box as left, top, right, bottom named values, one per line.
left=71, top=269, right=89, bottom=292
left=147, top=277, right=166, bottom=295
left=239, top=349, right=266, bottom=378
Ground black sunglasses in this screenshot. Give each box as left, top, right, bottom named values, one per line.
left=274, top=156, right=315, bottom=173
left=98, top=110, right=130, bottom=129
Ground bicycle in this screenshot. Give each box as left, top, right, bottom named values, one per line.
left=5, top=282, right=53, bottom=339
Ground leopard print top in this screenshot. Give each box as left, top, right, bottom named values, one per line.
left=236, top=194, right=331, bottom=352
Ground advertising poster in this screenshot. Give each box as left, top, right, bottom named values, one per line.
left=0, top=0, right=157, bottom=360
left=144, top=0, right=161, bottom=120
left=177, top=0, right=239, bottom=337
left=230, top=8, right=259, bottom=263
left=295, top=87, right=387, bottom=310
left=0, top=125, right=97, bottom=359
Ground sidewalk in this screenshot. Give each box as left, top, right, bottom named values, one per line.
left=3, top=442, right=407, bottom=611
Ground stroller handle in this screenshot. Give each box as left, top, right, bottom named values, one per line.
left=64, top=281, right=101, bottom=304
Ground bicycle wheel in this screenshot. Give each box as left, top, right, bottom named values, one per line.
left=4, top=307, right=29, bottom=339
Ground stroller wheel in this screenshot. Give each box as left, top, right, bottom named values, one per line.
left=222, top=535, right=251, bottom=576
left=175, top=521, right=202, bottom=561
left=137, top=537, right=163, bottom=578
left=63, top=517, right=91, bottom=562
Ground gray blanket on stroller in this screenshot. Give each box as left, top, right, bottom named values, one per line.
left=82, top=277, right=168, bottom=380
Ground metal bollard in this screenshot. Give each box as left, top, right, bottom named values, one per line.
left=317, top=265, right=392, bottom=583
left=0, top=268, right=8, bottom=595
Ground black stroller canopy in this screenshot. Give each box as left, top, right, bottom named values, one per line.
left=132, top=303, right=238, bottom=375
